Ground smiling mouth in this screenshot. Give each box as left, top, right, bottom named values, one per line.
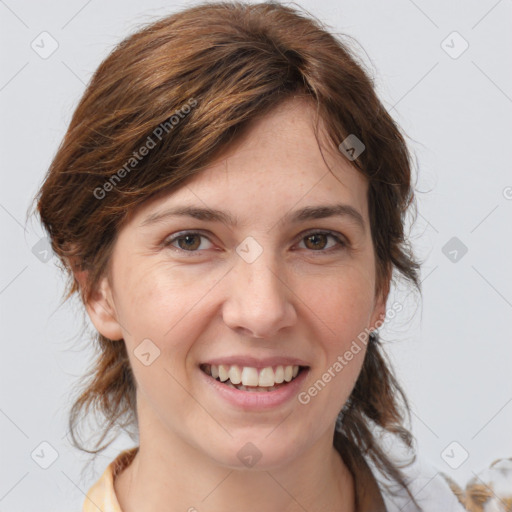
left=200, top=363, right=309, bottom=392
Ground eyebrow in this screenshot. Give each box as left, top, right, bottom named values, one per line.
left=140, top=203, right=366, bottom=233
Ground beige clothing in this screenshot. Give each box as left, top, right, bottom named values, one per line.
left=82, top=442, right=512, bottom=512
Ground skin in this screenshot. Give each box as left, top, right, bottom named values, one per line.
left=79, top=96, right=388, bottom=512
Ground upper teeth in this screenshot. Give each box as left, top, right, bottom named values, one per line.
left=206, top=364, right=300, bottom=387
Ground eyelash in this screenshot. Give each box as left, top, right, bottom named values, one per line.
left=163, top=230, right=348, bottom=256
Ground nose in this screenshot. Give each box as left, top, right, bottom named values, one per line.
left=221, top=251, right=297, bottom=339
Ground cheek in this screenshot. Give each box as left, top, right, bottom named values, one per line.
left=115, top=271, right=209, bottom=404
left=113, top=266, right=182, bottom=337
left=114, top=263, right=222, bottom=360
left=300, top=267, right=375, bottom=339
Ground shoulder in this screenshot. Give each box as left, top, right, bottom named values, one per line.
left=364, top=440, right=512, bottom=512
left=83, top=447, right=138, bottom=512
left=375, top=456, right=468, bottom=512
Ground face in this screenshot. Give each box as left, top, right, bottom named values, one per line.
left=84, top=96, right=388, bottom=470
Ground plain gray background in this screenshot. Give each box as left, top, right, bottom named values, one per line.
left=1, top=0, right=511, bottom=510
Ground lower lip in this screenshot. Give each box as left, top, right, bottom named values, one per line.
left=198, top=366, right=310, bottom=411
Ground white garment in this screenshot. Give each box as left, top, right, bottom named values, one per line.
left=364, top=431, right=512, bottom=511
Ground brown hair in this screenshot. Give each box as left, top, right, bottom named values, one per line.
left=31, top=0, right=423, bottom=506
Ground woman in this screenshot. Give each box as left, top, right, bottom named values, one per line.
left=32, top=2, right=511, bottom=511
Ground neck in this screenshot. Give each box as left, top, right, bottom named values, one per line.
left=114, top=416, right=355, bottom=512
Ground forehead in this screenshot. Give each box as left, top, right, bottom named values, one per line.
left=127, top=96, right=370, bottom=228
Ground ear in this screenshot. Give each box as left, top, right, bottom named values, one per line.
left=74, top=267, right=124, bottom=341
left=369, top=269, right=391, bottom=332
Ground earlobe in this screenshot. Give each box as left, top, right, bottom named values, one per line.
left=74, top=268, right=124, bottom=341
left=371, top=305, right=387, bottom=331
left=370, top=277, right=390, bottom=331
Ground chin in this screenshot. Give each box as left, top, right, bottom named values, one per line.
left=205, top=435, right=305, bottom=471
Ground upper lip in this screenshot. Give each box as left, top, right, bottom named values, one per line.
left=200, top=356, right=310, bottom=369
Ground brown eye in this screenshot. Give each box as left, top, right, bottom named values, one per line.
left=299, top=231, right=346, bottom=252
left=164, top=232, right=213, bottom=253
left=176, top=234, right=201, bottom=251
left=304, top=233, right=329, bottom=250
